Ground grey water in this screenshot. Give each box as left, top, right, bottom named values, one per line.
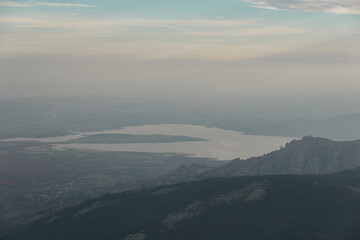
left=1, top=124, right=295, bottom=160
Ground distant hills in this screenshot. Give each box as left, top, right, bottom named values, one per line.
left=3, top=168, right=360, bottom=240
left=241, top=113, right=360, bottom=141
left=1, top=97, right=360, bottom=141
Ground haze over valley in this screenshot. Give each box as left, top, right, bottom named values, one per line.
left=0, top=0, right=359, bottom=239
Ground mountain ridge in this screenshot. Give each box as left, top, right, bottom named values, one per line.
left=200, top=136, right=360, bottom=178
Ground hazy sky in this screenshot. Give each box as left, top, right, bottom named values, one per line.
left=0, top=0, right=359, bottom=100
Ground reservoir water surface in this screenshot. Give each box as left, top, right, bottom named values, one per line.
left=2, top=124, right=296, bottom=160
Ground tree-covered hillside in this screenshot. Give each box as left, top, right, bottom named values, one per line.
left=3, top=168, right=360, bottom=240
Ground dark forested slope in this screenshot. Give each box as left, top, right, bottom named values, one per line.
left=3, top=168, right=360, bottom=240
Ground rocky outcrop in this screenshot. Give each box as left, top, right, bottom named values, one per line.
left=163, top=181, right=267, bottom=229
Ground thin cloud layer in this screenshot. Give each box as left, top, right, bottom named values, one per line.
left=0, top=1, right=95, bottom=7
left=0, top=1, right=31, bottom=7
left=0, top=2, right=357, bottom=60
left=0, top=17, right=305, bottom=34
left=34, top=2, right=95, bottom=7
left=242, top=0, right=360, bottom=14
left=0, top=17, right=308, bottom=59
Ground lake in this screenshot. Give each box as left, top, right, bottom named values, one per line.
left=1, top=124, right=295, bottom=160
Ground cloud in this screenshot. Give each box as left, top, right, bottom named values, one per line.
left=187, top=27, right=308, bottom=37
left=34, top=2, right=95, bottom=8
left=242, top=0, right=360, bottom=15
left=0, top=1, right=95, bottom=8
left=0, top=1, right=31, bottom=7
left=0, top=17, right=303, bottom=35
left=0, top=17, right=262, bottom=31
left=0, top=16, right=312, bottom=60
